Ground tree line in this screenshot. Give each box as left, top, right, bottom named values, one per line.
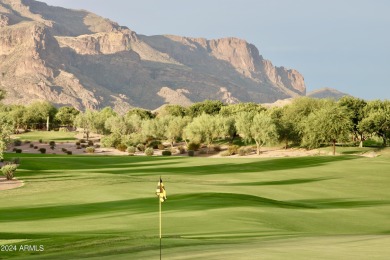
left=1, top=95, right=389, bottom=159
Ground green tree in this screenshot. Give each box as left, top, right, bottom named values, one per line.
left=271, top=106, right=300, bottom=149
left=302, top=103, right=352, bottom=155
left=164, top=116, right=190, bottom=147
left=0, top=92, right=12, bottom=159
left=219, top=102, right=265, bottom=116
left=184, top=113, right=219, bottom=152
left=55, top=106, right=80, bottom=127
left=24, top=101, right=57, bottom=130
left=359, top=100, right=390, bottom=147
left=158, top=105, right=187, bottom=117
left=74, top=110, right=96, bottom=140
left=187, top=100, right=225, bottom=117
left=338, top=96, right=367, bottom=147
left=126, top=108, right=155, bottom=120
left=235, top=111, right=278, bottom=155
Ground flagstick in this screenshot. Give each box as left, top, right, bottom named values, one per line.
left=159, top=197, right=162, bottom=260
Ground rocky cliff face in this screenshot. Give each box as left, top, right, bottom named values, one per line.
left=0, top=0, right=306, bottom=111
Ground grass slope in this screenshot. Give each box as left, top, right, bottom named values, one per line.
left=0, top=152, right=389, bottom=259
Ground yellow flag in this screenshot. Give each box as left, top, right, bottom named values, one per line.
left=156, top=178, right=167, bottom=202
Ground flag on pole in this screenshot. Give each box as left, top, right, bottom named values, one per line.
left=156, top=178, right=167, bottom=202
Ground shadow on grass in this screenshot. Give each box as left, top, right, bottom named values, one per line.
left=1, top=192, right=388, bottom=222
left=224, top=177, right=335, bottom=186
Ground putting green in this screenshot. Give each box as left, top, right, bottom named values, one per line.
left=0, top=152, right=389, bottom=259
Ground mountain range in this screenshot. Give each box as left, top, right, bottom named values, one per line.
left=0, top=0, right=308, bottom=112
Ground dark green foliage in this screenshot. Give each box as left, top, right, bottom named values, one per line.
left=15, top=149, right=22, bottom=153
left=88, top=140, right=94, bottom=146
left=34, top=146, right=38, bottom=149
left=66, top=151, right=72, bottom=155
left=177, top=146, right=186, bottom=154
left=116, top=144, right=127, bottom=152
left=188, top=150, right=195, bottom=156
left=162, top=104, right=187, bottom=117
left=38, top=148, right=46, bottom=154
left=147, top=140, right=161, bottom=149
left=49, top=141, right=55, bottom=146
left=126, top=108, right=155, bottom=120
left=162, top=150, right=172, bottom=156
left=127, top=146, right=136, bottom=154
left=101, top=133, right=121, bottom=148
left=79, top=139, right=86, bottom=143
left=228, top=145, right=239, bottom=155
left=39, top=139, right=42, bottom=143
left=76, top=142, right=81, bottom=146
left=187, top=100, right=225, bottom=117
left=29, top=143, right=34, bottom=148
left=62, top=148, right=68, bottom=153
left=13, top=139, right=22, bottom=146
left=187, top=142, right=200, bottom=151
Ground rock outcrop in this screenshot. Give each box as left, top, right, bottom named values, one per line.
left=0, top=0, right=306, bottom=111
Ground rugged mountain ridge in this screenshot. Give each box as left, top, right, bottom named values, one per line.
left=0, top=0, right=306, bottom=111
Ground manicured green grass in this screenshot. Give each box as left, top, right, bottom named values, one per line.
left=12, top=131, right=77, bottom=142
left=0, top=151, right=389, bottom=259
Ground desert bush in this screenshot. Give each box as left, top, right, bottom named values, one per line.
left=88, top=140, right=94, bottom=146
left=79, top=139, right=86, bottom=143
left=228, top=145, right=239, bottom=155
left=39, top=139, right=43, bottom=143
left=188, top=150, right=195, bottom=157
left=85, top=147, right=95, bottom=153
left=81, top=144, right=87, bottom=148
left=50, top=145, right=55, bottom=150
left=127, top=146, right=136, bottom=155
left=116, top=144, right=127, bottom=152
left=66, top=151, right=72, bottom=155
left=94, top=144, right=100, bottom=148
left=38, top=148, right=46, bottom=154
left=213, top=145, right=222, bottom=152
left=49, top=141, right=55, bottom=146
left=59, top=127, right=69, bottom=132
left=187, top=142, right=200, bottom=151
left=12, top=148, right=17, bottom=152
left=137, top=144, right=145, bottom=152
left=145, top=147, right=154, bottom=156
left=158, top=144, right=165, bottom=150
left=34, top=146, right=38, bottom=149
left=162, top=150, right=172, bottom=156
left=76, top=145, right=81, bottom=149
left=220, top=151, right=231, bottom=157
left=24, top=140, right=31, bottom=144
left=101, top=134, right=121, bottom=148
left=245, top=147, right=253, bottom=154
left=15, top=149, right=22, bottom=153
left=61, top=148, right=68, bottom=153
left=13, top=139, right=22, bottom=146
left=75, top=142, right=81, bottom=146
left=177, top=146, right=186, bottom=154
left=147, top=140, right=161, bottom=149
left=29, top=143, right=34, bottom=148
left=1, top=164, right=18, bottom=180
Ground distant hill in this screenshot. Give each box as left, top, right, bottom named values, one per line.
left=307, top=88, right=350, bottom=100
left=0, top=0, right=306, bottom=111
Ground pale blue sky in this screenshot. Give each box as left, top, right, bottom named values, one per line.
left=40, top=0, right=389, bottom=100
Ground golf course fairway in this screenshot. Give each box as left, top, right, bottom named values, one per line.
left=0, top=153, right=389, bottom=259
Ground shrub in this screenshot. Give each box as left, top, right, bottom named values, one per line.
left=61, top=148, right=68, bottom=153
left=158, top=144, right=165, bottom=150
left=213, top=145, right=222, bottom=152
left=188, top=150, right=195, bottom=157
left=81, top=144, right=87, bottom=148
left=13, top=139, right=22, bottom=146
left=101, top=134, right=121, bottom=148
left=50, top=145, right=55, bottom=150
left=34, top=146, right=38, bottom=149
left=85, top=147, right=95, bottom=153
left=127, top=146, right=136, bottom=155
left=220, top=151, right=231, bottom=157
left=24, top=140, right=31, bottom=144
left=94, top=144, right=100, bottom=148
left=169, top=148, right=178, bottom=154
left=147, top=140, right=161, bottom=149
left=49, top=141, right=55, bottom=146
left=228, top=145, right=239, bottom=155
left=39, top=148, right=46, bottom=154
left=66, top=151, right=72, bottom=155
left=1, top=164, right=18, bottom=180
left=29, top=143, right=34, bottom=148
left=76, top=145, right=81, bottom=149
left=245, top=147, right=253, bottom=155
left=59, top=127, right=69, bottom=132
left=39, top=139, right=43, bottom=143
left=187, top=142, right=200, bottom=151
left=177, top=146, right=186, bottom=154
left=199, top=149, right=207, bottom=154
left=116, top=143, right=127, bottom=152
left=145, top=147, right=154, bottom=156
left=137, top=144, right=145, bottom=152
left=88, top=140, right=94, bottom=146
left=12, top=148, right=17, bottom=152
left=79, top=139, right=86, bottom=143
left=75, top=142, right=81, bottom=146
left=162, top=150, right=172, bottom=156
left=15, top=149, right=22, bottom=153
left=238, top=147, right=246, bottom=156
